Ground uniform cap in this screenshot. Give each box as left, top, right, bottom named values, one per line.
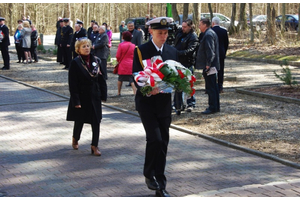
left=76, top=19, right=83, bottom=25
left=146, top=17, right=172, bottom=30
left=0, top=17, right=5, bottom=21
left=63, top=18, right=70, bottom=22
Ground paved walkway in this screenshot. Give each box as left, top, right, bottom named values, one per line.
left=1, top=76, right=300, bottom=197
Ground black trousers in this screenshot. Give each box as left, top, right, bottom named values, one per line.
left=56, top=45, right=63, bottom=63
left=62, top=46, right=72, bottom=68
left=138, top=111, right=171, bottom=190
left=0, top=44, right=10, bottom=68
left=73, top=121, right=100, bottom=147
left=218, top=58, right=225, bottom=91
left=100, top=58, right=107, bottom=80
left=203, top=70, right=220, bottom=112
left=15, top=43, right=24, bottom=62
left=30, top=46, right=38, bottom=62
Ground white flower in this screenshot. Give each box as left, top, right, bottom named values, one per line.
left=92, top=62, right=97, bottom=67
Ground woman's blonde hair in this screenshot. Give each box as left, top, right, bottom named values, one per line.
left=23, top=21, right=30, bottom=28
left=17, top=24, right=23, bottom=29
left=75, top=38, right=92, bottom=54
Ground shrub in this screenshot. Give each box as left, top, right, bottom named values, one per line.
left=274, top=60, right=298, bottom=87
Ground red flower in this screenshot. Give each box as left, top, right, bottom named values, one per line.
left=191, top=88, right=196, bottom=96
left=177, top=70, right=185, bottom=79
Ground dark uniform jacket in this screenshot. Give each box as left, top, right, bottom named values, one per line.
left=195, top=28, right=220, bottom=70
left=71, top=28, right=87, bottom=52
left=67, top=55, right=107, bottom=124
left=0, top=24, right=10, bottom=46
left=174, top=28, right=199, bottom=68
left=94, top=32, right=109, bottom=60
left=132, top=41, right=178, bottom=117
left=60, top=25, right=73, bottom=47
left=212, top=25, right=229, bottom=60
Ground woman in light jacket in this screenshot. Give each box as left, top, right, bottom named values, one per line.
left=14, top=24, right=24, bottom=63
left=116, top=31, right=136, bottom=95
left=21, top=21, right=33, bottom=64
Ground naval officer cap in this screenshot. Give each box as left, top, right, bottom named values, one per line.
left=76, top=19, right=83, bottom=25
left=0, top=17, right=5, bottom=22
left=146, top=17, right=172, bottom=30
left=63, top=18, right=70, bottom=22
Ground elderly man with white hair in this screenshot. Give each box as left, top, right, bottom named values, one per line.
left=93, top=25, right=109, bottom=79
left=211, top=16, right=229, bottom=93
left=119, top=21, right=127, bottom=42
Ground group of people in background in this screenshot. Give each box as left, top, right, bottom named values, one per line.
left=0, top=16, right=38, bottom=70
left=55, top=17, right=113, bottom=77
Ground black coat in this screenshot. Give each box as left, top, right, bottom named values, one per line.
left=31, top=30, right=38, bottom=48
left=132, top=41, right=178, bottom=117
left=212, top=25, right=229, bottom=59
left=0, top=24, right=10, bottom=46
left=174, top=29, right=199, bottom=68
left=130, top=29, right=143, bottom=46
left=71, top=28, right=87, bottom=52
left=60, top=25, right=73, bottom=47
left=66, top=55, right=107, bottom=124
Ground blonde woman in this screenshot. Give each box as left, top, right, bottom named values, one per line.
left=66, top=38, right=107, bottom=156
left=21, top=21, right=32, bottom=64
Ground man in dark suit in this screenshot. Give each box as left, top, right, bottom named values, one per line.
left=132, top=17, right=178, bottom=197
left=71, top=20, right=87, bottom=59
left=0, top=17, right=10, bottom=70
left=55, top=18, right=64, bottom=64
left=127, top=21, right=143, bottom=46
left=195, top=18, right=220, bottom=114
left=212, top=17, right=229, bottom=93
left=60, top=18, right=73, bottom=70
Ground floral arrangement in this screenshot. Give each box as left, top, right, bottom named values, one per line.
left=134, top=56, right=196, bottom=96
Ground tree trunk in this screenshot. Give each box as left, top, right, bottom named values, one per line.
left=281, top=3, right=286, bottom=35
left=267, top=3, right=276, bottom=45
left=183, top=3, right=189, bottom=21
left=237, top=3, right=247, bottom=31
left=193, top=3, right=201, bottom=36
left=249, top=3, right=254, bottom=43
left=171, top=3, right=180, bottom=23
left=208, top=3, right=213, bottom=21
left=228, top=3, right=237, bottom=35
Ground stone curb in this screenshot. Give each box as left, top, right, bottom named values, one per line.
left=236, top=88, right=300, bottom=105
left=227, top=56, right=300, bottom=67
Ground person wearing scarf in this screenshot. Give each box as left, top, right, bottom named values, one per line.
left=66, top=38, right=107, bottom=156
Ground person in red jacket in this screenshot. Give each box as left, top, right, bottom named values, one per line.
left=116, top=31, right=136, bottom=95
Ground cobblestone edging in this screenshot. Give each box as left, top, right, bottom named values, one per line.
left=227, top=56, right=300, bottom=67
left=236, top=88, right=300, bottom=105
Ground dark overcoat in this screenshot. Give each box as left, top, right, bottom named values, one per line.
left=132, top=41, right=178, bottom=117
left=212, top=25, right=229, bottom=60
left=94, top=32, right=109, bottom=60
left=66, top=55, right=107, bottom=124
left=60, top=25, right=73, bottom=47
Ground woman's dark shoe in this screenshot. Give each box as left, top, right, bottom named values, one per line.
left=155, top=189, right=171, bottom=197
left=145, top=177, right=160, bottom=190
left=72, top=137, right=78, bottom=150
left=91, top=146, right=101, bottom=156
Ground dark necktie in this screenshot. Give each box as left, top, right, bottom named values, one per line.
left=157, top=50, right=162, bottom=55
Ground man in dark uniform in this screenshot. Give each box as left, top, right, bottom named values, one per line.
left=212, top=17, right=229, bottom=93
left=71, top=20, right=87, bottom=59
left=173, top=19, right=199, bottom=113
left=0, top=17, right=10, bottom=70
left=55, top=17, right=64, bottom=64
left=60, top=18, right=73, bottom=70
left=132, top=17, right=178, bottom=197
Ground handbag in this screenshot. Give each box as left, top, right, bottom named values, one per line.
left=113, top=43, right=131, bottom=74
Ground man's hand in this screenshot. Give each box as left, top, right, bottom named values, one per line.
left=75, top=105, right=81, bottom=108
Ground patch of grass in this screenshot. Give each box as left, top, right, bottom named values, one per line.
left=228, top=50, right=300, bottom=62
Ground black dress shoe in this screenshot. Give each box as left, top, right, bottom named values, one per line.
left=1, top=67, right=9, bottom=70
left=145, top=177, right=160, bottom=190
left=156, top=189, right=171, bottom=197
left=201, top=109, right=216, bottom=114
